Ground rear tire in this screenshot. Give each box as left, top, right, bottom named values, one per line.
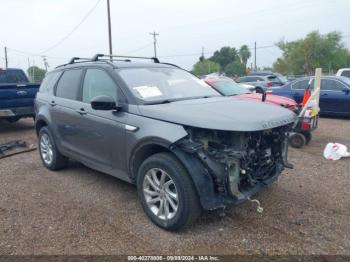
left=137, top=153, right=201, bottom=230
left=38, top=126, right=68, bottom=170
left=289, top=133, right=306, bottom=148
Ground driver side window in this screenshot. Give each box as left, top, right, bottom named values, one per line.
left=82, top=69, right=117, bottom=103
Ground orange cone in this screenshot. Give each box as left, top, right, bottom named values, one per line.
left=301, top=79, right=312, bottom=106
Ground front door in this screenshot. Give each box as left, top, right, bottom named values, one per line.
left=75, top=68, right=128, bottom=178
left=320, top=79, right=350, bottom=115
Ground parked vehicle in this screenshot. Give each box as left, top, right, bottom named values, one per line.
left=0, top=68, right=40, bottom=122
left=204, top=77, right=298, bottom=111
left=35, top=54, right=296, bottom=230
left=248, top=71, right=289, bottom=85
left=270, top=76, right=350, bottom=117
left=336, top=68, right=350, bottom=78
left=236, top=75, right=282, bottom=93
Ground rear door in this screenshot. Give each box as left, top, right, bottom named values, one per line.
left=290, top=78, right=312, bottom=103
left=49, top=68, right=85, bottom=158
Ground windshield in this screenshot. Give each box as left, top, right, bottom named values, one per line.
left=208, top=80, right=250, bottom=96
left=118, top=67, right=220, bottom=103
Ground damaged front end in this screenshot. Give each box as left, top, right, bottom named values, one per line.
left=172, top=125, right=293, bottom=208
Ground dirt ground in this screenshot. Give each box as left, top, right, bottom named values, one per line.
left=0, top=117, right=349, bottom=255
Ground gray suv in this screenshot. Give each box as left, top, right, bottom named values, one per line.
left=35, top=54, right=296, bottom=230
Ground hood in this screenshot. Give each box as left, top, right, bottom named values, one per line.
left=137, top=97, right=296, bottom=131
left=237, top=93, right=297, bottom=107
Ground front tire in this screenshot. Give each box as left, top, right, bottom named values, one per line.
left=137, top=153, right=201, bottom=230
left=38, top=126, right=68, bottom=170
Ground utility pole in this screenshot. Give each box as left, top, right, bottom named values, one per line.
left=149, top=31, right=159, bottom=58
left=42, top=56, right=49, bottom=72
left=254, top=42, right=257, bottom=72
left=4, top=46, right=8, bottom=69
left=200, top=46, right=205, bottom=61
left=107, top=0, right=113, bottom=58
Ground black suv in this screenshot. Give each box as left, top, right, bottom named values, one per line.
left=35, top=54, right=295, bottom=230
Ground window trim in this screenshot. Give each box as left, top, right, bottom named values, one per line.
left=39, top=71, right=62, bottom=93
left=291, top=78, right=313, bottom=90
left=54, top=68, right=84, bottom=101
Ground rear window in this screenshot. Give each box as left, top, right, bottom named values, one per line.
left=341, top=70, right=350, bottom=78
left=247, top=77, right=264, bottom=82
left=39, top=71, right=61, bottom=93
left=267, top=75, right=279, bottom=82
left=55, top=69, right=83, bottom=100
left=0, top=69, right=28, bottom=83
left=291, top=79, right=313, bottom=90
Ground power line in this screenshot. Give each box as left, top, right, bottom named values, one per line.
left=125, top=42, right=154, bottom=55
left=159, top=44, right=278, bottom=58
left=39, top=0, right=102, bottom=54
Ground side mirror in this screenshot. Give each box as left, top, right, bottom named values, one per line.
left=91, top=95, right=119, bottom=111
left=342, top=89, right=350, bottom=95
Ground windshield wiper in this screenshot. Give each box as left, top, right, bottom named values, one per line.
left=144, top=95, right=219, bottom=105
left=144, top=99, right=172, bottom=105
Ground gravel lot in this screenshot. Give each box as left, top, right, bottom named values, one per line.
left=0, top=117, right=349, bottom=255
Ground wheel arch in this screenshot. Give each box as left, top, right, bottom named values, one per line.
left=128, top=138, right=221, bottom=210
left=128, top=138, right=174, bottom=183
left=35, top=117, right=49, bottom=136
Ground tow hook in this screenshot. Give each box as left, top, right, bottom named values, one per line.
left=248, top=197, right=264, bottom=214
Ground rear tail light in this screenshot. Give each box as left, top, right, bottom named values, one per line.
left=300, top=117, right=312, bottom=130
left=301, top=121, right=311, bottom=130
left=266, top=82, right=272, bottom=87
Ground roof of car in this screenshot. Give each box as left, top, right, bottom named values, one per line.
left=55, top=54, right=181, bottom=70
left=290, top=75, right=350, bottom=84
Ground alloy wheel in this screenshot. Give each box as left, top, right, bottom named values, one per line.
left=143, top=168, right=178, bottom=220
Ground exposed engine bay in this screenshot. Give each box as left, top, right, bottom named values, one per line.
left=176, top=125, right=293, bottom=202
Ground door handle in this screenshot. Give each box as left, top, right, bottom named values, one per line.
left=76, top=108, right=87, bottom=115
left=49, top=101, right=56, bottom=106
left=322, top=93, right=328, bottom=96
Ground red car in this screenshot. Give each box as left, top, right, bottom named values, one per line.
left=205, top=78, right=298, bottom=111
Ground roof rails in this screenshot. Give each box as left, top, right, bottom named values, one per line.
left=68, top=57, right=91, bottom=64
left=56, top=54, right=167, bottom=69
left=92, top=54, right=160, bottom=63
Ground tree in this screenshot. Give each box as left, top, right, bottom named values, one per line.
left=27, top=66, right=46, bottom=82
left=192, top=59, right=220, bottom=76
left=210, top=47, right=239, bottom=68
left=273, top=31, right=350, bottom=75
left=224, top=61, right=246, bottom=77
left=238, top=45, right=251, bottom=68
